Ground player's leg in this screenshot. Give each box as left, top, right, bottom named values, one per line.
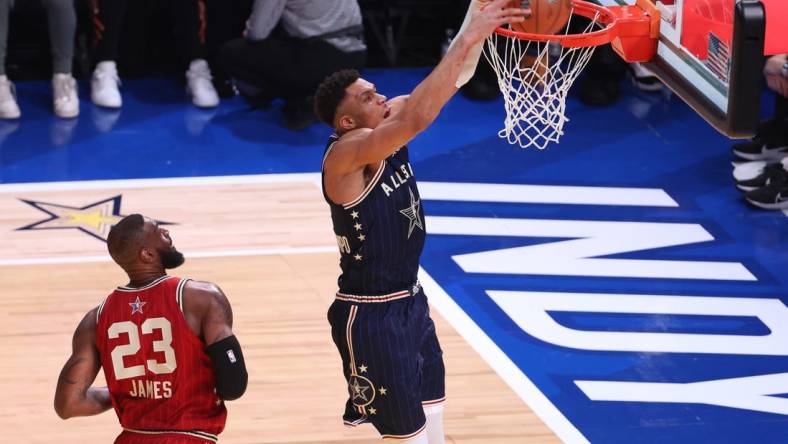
left=416, top=290, right=447, bottom=444
left=331, top=298, right=431, bottom=440
left=327, top=300, right=371, bottom=428
left=383, top=430, right=429, bottom=443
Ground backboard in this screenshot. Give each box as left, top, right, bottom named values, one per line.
left=594, top=0, right=788, bottom=138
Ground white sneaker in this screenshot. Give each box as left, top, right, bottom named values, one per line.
left=91, top=61, right=122, bottom=108
left=0, top=75, right=21, bottom=119
left=186, top=59, right=219, bottom=108
left=52, top=73, right=79, bottom=118
left=629, top=62, right=664, bottom=92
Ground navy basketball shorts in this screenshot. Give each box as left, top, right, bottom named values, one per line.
left=327, top=285, right=446, bottom=440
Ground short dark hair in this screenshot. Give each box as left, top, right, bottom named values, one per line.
left=107, top=214, right=147, bottom=265
left=314, top=69, right=361, bottom=126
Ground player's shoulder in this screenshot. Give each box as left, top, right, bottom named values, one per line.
left=183, top=279, right=225, bottom=300
left=183, top=280, right=230, bottom=310
left=76, top=305, right=101, bottom=337
left=333, top=128, right=373, bottom=151
left=325, top=128, right=374, bottom=172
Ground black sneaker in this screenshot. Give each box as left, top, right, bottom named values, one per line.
left=732, top=124, right=788, bottom=160
left=745, top=184, right=788, bottom=210
left=736, top=162, right=788, bottom=192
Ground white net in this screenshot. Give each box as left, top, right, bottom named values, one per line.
left=483, top=13, right=604, bottom=150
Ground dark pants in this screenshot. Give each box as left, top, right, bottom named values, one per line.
left=219, top=36, right=366, bottom=103
left=93, top=0, right=205, bottom=66
left=776, top=94, right=787, bottom=121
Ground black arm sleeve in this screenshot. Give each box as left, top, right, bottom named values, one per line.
left=205, top=335, right=248, bottom=401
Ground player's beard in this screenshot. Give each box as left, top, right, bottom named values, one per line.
left=159, top=248, right=185, bottom=269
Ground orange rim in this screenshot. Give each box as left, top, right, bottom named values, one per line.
left=494, top=0, right=619, bottom=48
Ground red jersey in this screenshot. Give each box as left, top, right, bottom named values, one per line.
left=96, top=276, right=227, bottom=443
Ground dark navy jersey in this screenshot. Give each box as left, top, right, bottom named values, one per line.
left=321, top=134, right=426, bottom=295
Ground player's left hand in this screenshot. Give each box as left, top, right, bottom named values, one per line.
left=764, top=54, right=788, bottom=97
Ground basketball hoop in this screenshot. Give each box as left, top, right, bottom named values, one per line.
left=485, top=0, right=659, bottom=149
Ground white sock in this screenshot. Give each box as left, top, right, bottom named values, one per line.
left=424, top=403, right=445, bottom=444
left=383, top=430, right=428, bottom=444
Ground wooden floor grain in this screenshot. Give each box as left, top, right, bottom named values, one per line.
left=0, top=179, right=560, bottom=443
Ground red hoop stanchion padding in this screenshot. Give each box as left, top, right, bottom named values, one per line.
left=483, top=0, right=658, bottom=149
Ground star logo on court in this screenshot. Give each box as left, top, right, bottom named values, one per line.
left=129, top=296, right=147, bottom=315
left=16, top=195, right=174, bottom=242
left=399, top=188, right=423, bottom=239
left=17, top=195, right=126, bottom=242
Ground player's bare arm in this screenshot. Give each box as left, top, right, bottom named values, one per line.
left=325, top=0, right=529, bottom=174
left=54, top=308, right=112, bottom=419
left=183, top=280, right=248, bottom=400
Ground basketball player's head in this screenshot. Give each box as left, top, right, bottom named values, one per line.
left=314, top=69, right=390, bottom=134
left=107, top=214, right=184, bottom=272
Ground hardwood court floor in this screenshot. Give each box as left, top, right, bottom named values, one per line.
left=0, top=178, right=560, bottom=444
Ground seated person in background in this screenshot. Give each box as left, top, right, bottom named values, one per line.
left=220, top=0, right=367, bottom=131
left=0, top=0, right=79, bottom=119
left=736, top=53, right=788, bottom=210
left=732, top=53, right=788, bottom=161
left=90, top=0, right=222, bottom=109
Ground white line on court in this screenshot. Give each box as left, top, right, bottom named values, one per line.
left=419, top=268, right=589, bottom=444
left=0, top=173, right=323, bottom=193
left=0, top=245, right=337, bottom=267
left=420, top=182, right=678, bottom=207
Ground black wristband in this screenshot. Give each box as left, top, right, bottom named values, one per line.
left=205, top=335, right=248, bottom=401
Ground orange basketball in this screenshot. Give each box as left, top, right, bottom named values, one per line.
left=509, top=0, right=573, bottom=35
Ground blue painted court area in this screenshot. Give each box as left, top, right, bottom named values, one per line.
left=3, top=69, right=788, bottom=443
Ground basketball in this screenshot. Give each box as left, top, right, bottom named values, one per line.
left=508, top=0, right=573, bottom=35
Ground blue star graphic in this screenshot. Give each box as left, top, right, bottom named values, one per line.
left=129, top=296, right=147, bottom=315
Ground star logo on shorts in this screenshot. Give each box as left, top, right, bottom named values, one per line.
left=348, top=374, right=376, bottom=407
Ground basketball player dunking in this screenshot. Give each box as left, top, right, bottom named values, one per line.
left=54, top=214, right=248, bottom=444
left=313, top=1, right=529, bottom=442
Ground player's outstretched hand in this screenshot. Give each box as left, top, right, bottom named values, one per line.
left=764, top=54, right=788, bottom=98
left=463, top=0, right=531, bottom=45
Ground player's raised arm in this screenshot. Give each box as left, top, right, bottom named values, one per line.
left=54, top=308, right=112, bottom=419
left=183, top=280, right=248, bottom=401
left=318, top=0, right=529, bottom=175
